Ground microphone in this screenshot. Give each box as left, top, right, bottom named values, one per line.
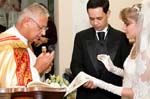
left=48, top=45, right=55, bottom=53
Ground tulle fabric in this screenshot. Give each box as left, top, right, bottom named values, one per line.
left=133, top=0, right=150, bottom=98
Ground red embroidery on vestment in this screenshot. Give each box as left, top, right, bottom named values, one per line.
left=14, top=48, right=32, bottom=86
left=0, top=36, right=19, bottom=42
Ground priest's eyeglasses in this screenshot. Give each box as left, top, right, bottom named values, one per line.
left=30, top=18, right=48, bottom=31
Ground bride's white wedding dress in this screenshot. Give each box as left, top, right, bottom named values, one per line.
left=122, top=50, right=136, bottom=99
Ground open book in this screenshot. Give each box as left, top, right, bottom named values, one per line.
left=27, top=74, right=68, bottom=89
left=27, top=81, right=53, bottom=87
left=27, top=81, right=67, bottom=89
left=64, top=71, right=97, bottom=96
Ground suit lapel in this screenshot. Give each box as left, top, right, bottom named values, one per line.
left=87, top=39, right=98, bottom=70
left=86, top=29, right=100, bottom=75
left=105, top=26, right=119, bottom=61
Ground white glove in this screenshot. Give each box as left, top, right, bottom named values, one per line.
left=93, top=78, right=123, bottom=96
left=79, top=72, right=123, bottom=96
left=65, top=71, right=123, bottom=96
left=97, top=54, right=124, bottom=77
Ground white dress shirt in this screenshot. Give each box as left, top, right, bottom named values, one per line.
left=96, top=26, right=108, bottom=40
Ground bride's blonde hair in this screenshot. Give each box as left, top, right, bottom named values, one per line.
left=120, top=4, right=141, bottom=26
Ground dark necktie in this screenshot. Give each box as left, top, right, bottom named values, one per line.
left=98, top=32, right=105, bottom=40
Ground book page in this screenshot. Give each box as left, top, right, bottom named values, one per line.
left=27, top=81, right=51, bottom=87
left=65, top=72, right=94, bottom=96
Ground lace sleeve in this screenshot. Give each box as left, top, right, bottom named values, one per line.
left=133, top=51, right=150, bottom=99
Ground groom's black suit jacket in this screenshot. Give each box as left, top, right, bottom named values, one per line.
left=70, top=25, right=131, bottom=99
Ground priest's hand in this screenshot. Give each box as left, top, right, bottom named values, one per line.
left=34, top=51, right=55, bottom=73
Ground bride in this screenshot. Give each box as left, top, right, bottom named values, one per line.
left=94, top=0, right=150, bottom=99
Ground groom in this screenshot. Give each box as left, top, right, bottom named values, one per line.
left=70, top=0, right=131, bottom=99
